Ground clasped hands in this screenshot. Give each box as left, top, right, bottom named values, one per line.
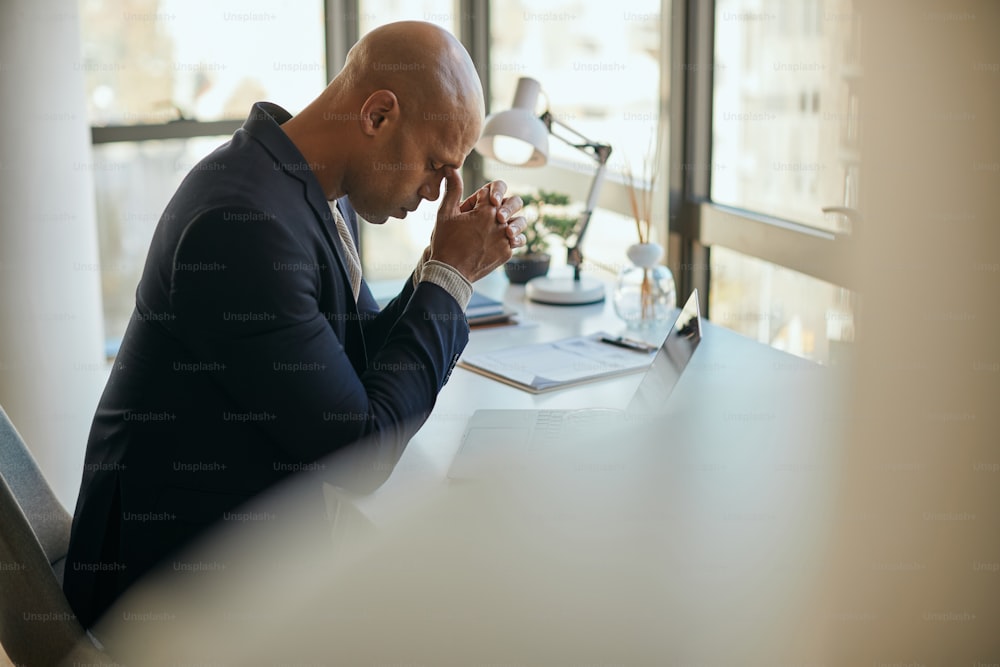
left=427, top=167, right=527, bottom=283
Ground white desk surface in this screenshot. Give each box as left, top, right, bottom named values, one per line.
left=356, top=272, right=842, bottom=524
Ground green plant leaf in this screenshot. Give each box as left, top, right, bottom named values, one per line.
left=512, top=189, right=578, bottom=254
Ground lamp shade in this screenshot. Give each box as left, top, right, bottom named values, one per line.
left=475, top=77, right=549, bottom=167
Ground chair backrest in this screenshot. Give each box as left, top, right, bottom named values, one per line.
left=0, top=404, right=72, bottom=576
left=0, top=404, right=108, bottom=666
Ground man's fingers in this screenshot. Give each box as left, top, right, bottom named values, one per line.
left=439, top=167, right=464, bottom=216
left=490, top=180, right=507, bottom=207
left=454, top=180, right=513, bottom=220
left=505, top=215, right=527, bottom=239
left=505, top=218, right=527, bottom=248
left=497, top=194, right=523, bottom=224
left=462, top=181, right=508, bottom=216
left=459, top=191, right=478, bottom=213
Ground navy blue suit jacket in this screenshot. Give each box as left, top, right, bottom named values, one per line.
left=64, top=103, right=469, bottom=628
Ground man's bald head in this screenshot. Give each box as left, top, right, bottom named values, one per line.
left=336, top=21, right=484, bottom=126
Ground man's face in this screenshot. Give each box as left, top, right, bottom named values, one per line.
left=348, top=107, right=481, bottom=224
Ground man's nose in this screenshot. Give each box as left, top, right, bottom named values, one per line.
left=420, top=177, right=442, bottom=202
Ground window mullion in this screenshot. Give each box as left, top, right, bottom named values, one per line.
left=459, top=0, right=490, bottom=192
left=669, top=0, right=715, bottom=315
left=91, top=120, right=243, bottom=145
left=325, top=0, right=360, bottom=81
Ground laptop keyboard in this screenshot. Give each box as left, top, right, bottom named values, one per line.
left=532, top=409, right=629, bottom=444
left=534, top=411, right=567, bottom=440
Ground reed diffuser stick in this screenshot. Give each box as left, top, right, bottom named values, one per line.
left=622, top=130, right=662, bottom=320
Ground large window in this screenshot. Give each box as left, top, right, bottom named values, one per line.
left=488, top=1, right=661, bottom=175
left=80, top=0, right=325, bottom=126
left=482, top=0, right=664, bottom=278
left=83, top=0, right=855, bottom=366
left=80, top=0, right=326, bottom=351
left=711, top=0, right=858, bottom=233
left=671, top=0, right=859, bottom=365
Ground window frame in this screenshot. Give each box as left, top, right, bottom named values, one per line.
left=667, top=0, right=858, bottom=319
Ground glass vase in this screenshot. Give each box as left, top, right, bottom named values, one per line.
left=614, top=242, right=676, bottom=326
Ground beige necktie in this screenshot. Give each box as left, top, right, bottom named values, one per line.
left=329, top=201, right=362, bottom=302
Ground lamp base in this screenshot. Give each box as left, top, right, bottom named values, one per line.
left=525, top=275, right=606, bottom=305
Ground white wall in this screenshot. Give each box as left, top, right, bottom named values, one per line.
left=0, top=1, right=108, bottom=509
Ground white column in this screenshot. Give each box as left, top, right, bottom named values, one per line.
left=0, top=1, right=107, bottom=509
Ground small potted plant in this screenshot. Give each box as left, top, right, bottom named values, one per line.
left=504, top=190, right=578, bottom=284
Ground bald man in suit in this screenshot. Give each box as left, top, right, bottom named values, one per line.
left=65, top=21, right=527, bottom=629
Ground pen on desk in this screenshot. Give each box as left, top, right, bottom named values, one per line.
left=598, top=335, right=658, bottom=353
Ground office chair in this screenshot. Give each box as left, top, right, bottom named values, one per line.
left=0, top=404, right=110, bottom=666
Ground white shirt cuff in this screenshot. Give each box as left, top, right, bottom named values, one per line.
left=419, top=260, right=473, bottom=310
left=411, top=246, right=432, bottom=289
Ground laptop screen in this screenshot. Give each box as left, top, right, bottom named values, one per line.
left=626, top=289, right=702, bottom=414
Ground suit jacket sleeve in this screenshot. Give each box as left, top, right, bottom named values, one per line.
left=167, top=208, right=467, bottom=485
left=356, top=274, right=418, bottom=359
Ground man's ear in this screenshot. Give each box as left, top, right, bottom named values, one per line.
left=359, top=89, right=399, bottom=136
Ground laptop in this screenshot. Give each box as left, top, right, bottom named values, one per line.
left=448, top=290, right=702, bottom=480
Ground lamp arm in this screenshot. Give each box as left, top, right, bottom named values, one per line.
left=567, top=160, right=609, bottom=281
left=537, top=111, right=612, bottom=282
left=542, top=111, right=613, bottom=163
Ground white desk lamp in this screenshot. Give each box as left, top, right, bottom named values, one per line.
left=475, top=77, right=612, bottom=305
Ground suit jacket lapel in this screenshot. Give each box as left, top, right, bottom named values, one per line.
left=240, top=103, right=369, bottom=369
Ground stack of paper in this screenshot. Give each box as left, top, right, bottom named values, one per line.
left=459, top=332, right=656, bottom=393
left=465, top=292, right=518, bottom=328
